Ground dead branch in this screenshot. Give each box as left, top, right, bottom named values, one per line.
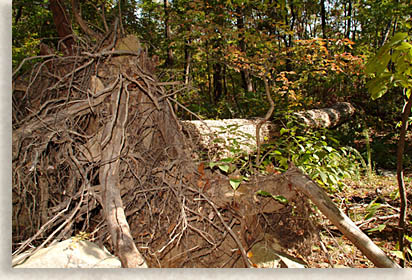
left=285, top=166, right=400, bottom=268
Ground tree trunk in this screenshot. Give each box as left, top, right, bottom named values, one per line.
left=164, top=0, right=174, bottom=66
left=184, top=39, right=191, bottom=85
left=346, top=0, right=352, bottom=39
left=320, top=0, right=327, bottom=39
left=49, top=0, right=74, bottom=55
left=236, top=7, right=253, bottom=93
left=213, top=63, right=223, bottom=103
left=396, top=92, right=412, bottom=267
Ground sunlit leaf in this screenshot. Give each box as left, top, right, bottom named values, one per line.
left=366, top=224, right=386, bottom=233
left=256, top=190, right=288, bottom=204
left=405, top=235, right=412, bottom=243
left=229, top=178, right=242, bottom=190
left=390, top=250, right=404, bottom=260
left=218, top=164, right=229, bottom=173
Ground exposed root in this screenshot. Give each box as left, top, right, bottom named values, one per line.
left=12, top=34, right=318, bottom=267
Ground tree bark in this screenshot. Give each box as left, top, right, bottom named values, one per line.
left=320, top=0, right=327, bottom=39
left=164, top=0, right=174, bottom=66
left=99, top=78, right=147, bottom=268
left=285, top=167, right=400, bottom=268
left=213, top=62, right=223, bottom=103
left=396, top=92, right=412, bottom=267
left=236, top=7, right=253, bottom=93
left=184, top=39, right=191, bottom=85
left=346, top=0, right=352, bottom=39
left=49, top=0, right=74, bottom=55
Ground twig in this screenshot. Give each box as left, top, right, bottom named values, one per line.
left=356, top=214, right=399, bottom=228
left=319, top=240, right=334, bottom=268
left=13, top=54, right=56, bottom=77
left=12, top=197, right=72, bottom=257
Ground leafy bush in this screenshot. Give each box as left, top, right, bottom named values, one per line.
left=206, top=117, right=363, bottom=193
left=261, top=117, right=362, bottom=192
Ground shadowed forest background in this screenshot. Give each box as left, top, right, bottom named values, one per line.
left=11, top=0, right=412, bottom=268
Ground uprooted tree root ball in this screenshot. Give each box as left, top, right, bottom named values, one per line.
left=12, top=34, right=318, bottom=267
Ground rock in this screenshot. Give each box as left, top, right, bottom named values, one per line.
left=247, top=236, right=307, bottom=268
left=13, top=238, right=121, bottom=268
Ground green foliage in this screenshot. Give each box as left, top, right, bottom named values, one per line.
left=206, top=116, right=363, bottom=193
left=262, top=117, right=362, bottom=192
left=12, top=1, right=54, bottom=70
left=255, top=190, right=288, bottom=205
left=364, top=200, right=382, bottom=220
left=366, top=32, right=412, bottom=100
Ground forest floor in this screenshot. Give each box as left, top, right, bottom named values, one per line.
left=299, top=173, right=412, bottom=268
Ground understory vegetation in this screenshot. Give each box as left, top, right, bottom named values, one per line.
left=12, top=0, right=412, bottom=267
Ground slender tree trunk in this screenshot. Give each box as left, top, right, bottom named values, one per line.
left=213, top=62, right=223, bottom=103
left=14, top=5, right=22, bottom=24
left=206, top=43, right=213, bottom=104
left=164, top=0, right=174, bottom=66
left=346, top=0, right=352, bottom=39
left=236, top=7, right=253, bottom=93
left=289, top=0, right=296, bottom=47
left=286, top=167, right=400, bottom=268
left=396, top=92, right=412, bottom=267
left=320, top=0, right=327, bottom=39
left=184, top=39, right=191, bottom=86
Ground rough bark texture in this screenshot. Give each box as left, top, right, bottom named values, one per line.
left=292, top=102, right=355, bottom=129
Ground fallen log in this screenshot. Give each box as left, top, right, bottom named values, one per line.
left=285, top=166, right=400, bottom=268
left=181, top=102, right=355, bottom=159
left=292, top=102, right=355, bottom=129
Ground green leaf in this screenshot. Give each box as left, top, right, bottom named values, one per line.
left=366, top=53, right=391, bottom=75
left=405, top=235, right=412, bottom=243
left=366, top=76, right=391, bottom=100
left=272, top=195, right=289, bottom=204
left=387, top=33, right=409, bottom=48
left=394, top=41, right=412, bottom=51
left=328, top=173, right=338, bottom=185
left=280, top=128, right=289, bottom=135
left=256, top=190, right=272, bottom=197
left=366, top=224, right=386, bottom=233
left=218, top=164, right=230, bottom=173
left=324, top=146, right=333, bottom=153
left=229, top=178, right=242, bottom=190
left=209, top=162, right=217, bottom=169
left=272, top=150, right=282, bottom=155
left=319, top=171, right=328, bottom=184
left=390, top=250, right=404, bottom=260
left=365, top=202, right=381, bottom=220
left=256, top=190, right=288, bottom=204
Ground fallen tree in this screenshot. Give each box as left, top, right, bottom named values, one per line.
left=12, top=9, right=396, bottom=267
left=182, top=102, right=355, bottom=159
left=11, top=31, right=318, bottom=267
